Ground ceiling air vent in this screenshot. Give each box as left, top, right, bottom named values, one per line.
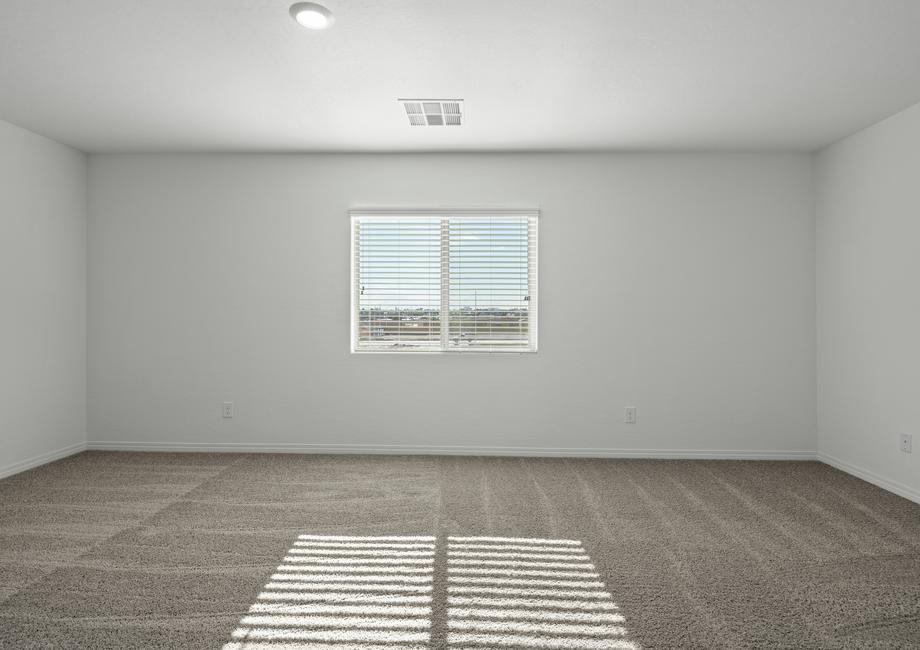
left=400, top=99, right=463, bottom=126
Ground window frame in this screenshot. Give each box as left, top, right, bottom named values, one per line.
left=349, top=209, right=539, bottom=354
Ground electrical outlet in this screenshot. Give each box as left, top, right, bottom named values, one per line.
left=222, top=402, right=234, bottom=419
left=900, top=434, right=912, bottom=454
left=624, top=407, right=637, bottom=425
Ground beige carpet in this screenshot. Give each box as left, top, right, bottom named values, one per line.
left=0, top=452, right=918, bottom=649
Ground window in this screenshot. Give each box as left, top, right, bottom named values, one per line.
left=351, top=210, right=538, bottom=353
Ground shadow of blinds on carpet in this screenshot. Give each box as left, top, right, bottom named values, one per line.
left=223, top=534, right=640, bottom=650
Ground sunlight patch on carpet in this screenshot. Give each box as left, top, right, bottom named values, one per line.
left=445, top=536, right=639, bottom=650
left=223, top=534, right=640, bottom=649
left=223, top=535, right=435, bottom=650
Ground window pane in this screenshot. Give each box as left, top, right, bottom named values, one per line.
left=447, top=217, right=532, bottom=351
left=354, top=217, right=441, bottom=350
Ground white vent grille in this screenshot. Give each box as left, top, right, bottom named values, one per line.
left=400, top=99, right=463, bottom=126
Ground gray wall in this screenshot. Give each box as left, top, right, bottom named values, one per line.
left=817, top=102, right=920, bottom=501
left=0, top=119, right=87, bottom=477
left=88, top=153, right=816, bottom=456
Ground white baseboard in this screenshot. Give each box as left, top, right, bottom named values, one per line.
left=86, top=440, right=817, bottom=460
left=817, top=452, right=920, bottom=505
left=0, top=441, right=87, bottom=480
left=11, top=441, right=915, bottom=504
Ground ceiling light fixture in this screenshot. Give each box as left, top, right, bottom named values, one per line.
left=289, top=2, right=334, bottom=30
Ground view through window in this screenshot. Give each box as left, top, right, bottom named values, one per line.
left=351, top=211, right=538, bottom=353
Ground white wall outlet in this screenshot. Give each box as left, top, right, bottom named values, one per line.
left=624, top=406, right=637, bottom=424
left=900, top=433, right=912, bottom=453
left=222, top=402, right=234, bottom=418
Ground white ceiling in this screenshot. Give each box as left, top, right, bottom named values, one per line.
left=2, top=0, right=920, bottom=153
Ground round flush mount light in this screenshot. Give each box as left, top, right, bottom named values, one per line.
left=290, top=2, right=334, bottom=30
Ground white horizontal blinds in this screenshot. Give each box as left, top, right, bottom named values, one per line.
left=354, top=217, right=442, bottom=351
left=352, top=212, right=537, bottom=353
left=448, top=216, right=535, bottom=351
